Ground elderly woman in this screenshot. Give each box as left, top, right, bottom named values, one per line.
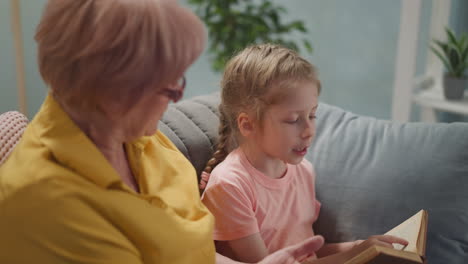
left=0, top=0, right=323, bottom=263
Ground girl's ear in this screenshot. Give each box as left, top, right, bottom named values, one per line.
left=237, top=112, right=255, bottom=137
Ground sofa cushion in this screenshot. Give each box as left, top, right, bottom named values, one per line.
left=309, top=103, right=468, bottom=263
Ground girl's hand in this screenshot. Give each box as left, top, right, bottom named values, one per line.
left=300, top=256, right=317, bottom=264
left=349, top=235, right=408, bottom=257
left=259, top=235, right=324, bottom=264
left=351, top=239, right=365, bottom=248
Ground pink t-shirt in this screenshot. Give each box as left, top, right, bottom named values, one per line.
left=201, top=148, right=321, bottom=254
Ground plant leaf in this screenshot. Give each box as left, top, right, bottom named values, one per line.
left=303, top=39, right=313, bottom=53
left=447, top=42, right=462, bottom=66
left=430, top=45, right=454, bottom=73
left=446, top=27, right=458, bottom=45
left=433, top=39, right=450, bottom=57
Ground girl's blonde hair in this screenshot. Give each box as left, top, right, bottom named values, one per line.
left=35, top=0, right=205, bottom=115
left=203, top=43, right=321, bottom=175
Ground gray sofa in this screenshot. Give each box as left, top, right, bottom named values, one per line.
left=159, top=93, right=468, bottom=264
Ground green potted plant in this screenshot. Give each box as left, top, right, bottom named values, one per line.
left=430, top=28, right=468, bottom=100
left=188, top=0, right=313, bottom=72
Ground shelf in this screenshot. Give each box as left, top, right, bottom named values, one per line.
left=412, top=76, right=468, bottom=116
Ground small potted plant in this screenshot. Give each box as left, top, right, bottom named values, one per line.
left=430, top=28, right=468, bottom=100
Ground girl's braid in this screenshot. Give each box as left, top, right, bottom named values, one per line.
left=199, top=106, right=232, bottom=190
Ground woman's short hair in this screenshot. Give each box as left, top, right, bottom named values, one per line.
left=35, top=0, right=205, bottom=114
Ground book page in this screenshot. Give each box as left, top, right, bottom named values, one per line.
left=384, top=210, right=424, bottom=253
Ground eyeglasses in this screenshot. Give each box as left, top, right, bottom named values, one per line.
left=162, top=76, right=186, bottom=103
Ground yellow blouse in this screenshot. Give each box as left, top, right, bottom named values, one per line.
left=0, top=95, right=215, bottom=263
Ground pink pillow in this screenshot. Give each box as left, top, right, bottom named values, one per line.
left=0, top=111, right=29, bottom=165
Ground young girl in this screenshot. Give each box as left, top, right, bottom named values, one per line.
left=199, top=44, right=407, bottom=263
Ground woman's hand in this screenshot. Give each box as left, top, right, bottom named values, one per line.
left=259, top=235, right=324, bottom=264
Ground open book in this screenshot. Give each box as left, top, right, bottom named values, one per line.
left=345, top=210, right=428, bottom=264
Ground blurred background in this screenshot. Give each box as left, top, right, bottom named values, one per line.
left=1, top=0, right=467, bottom=122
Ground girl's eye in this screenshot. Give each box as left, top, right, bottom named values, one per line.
left=285, top=119, right=299, bottom=124
left=309, top=115, right=317, bottom=120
